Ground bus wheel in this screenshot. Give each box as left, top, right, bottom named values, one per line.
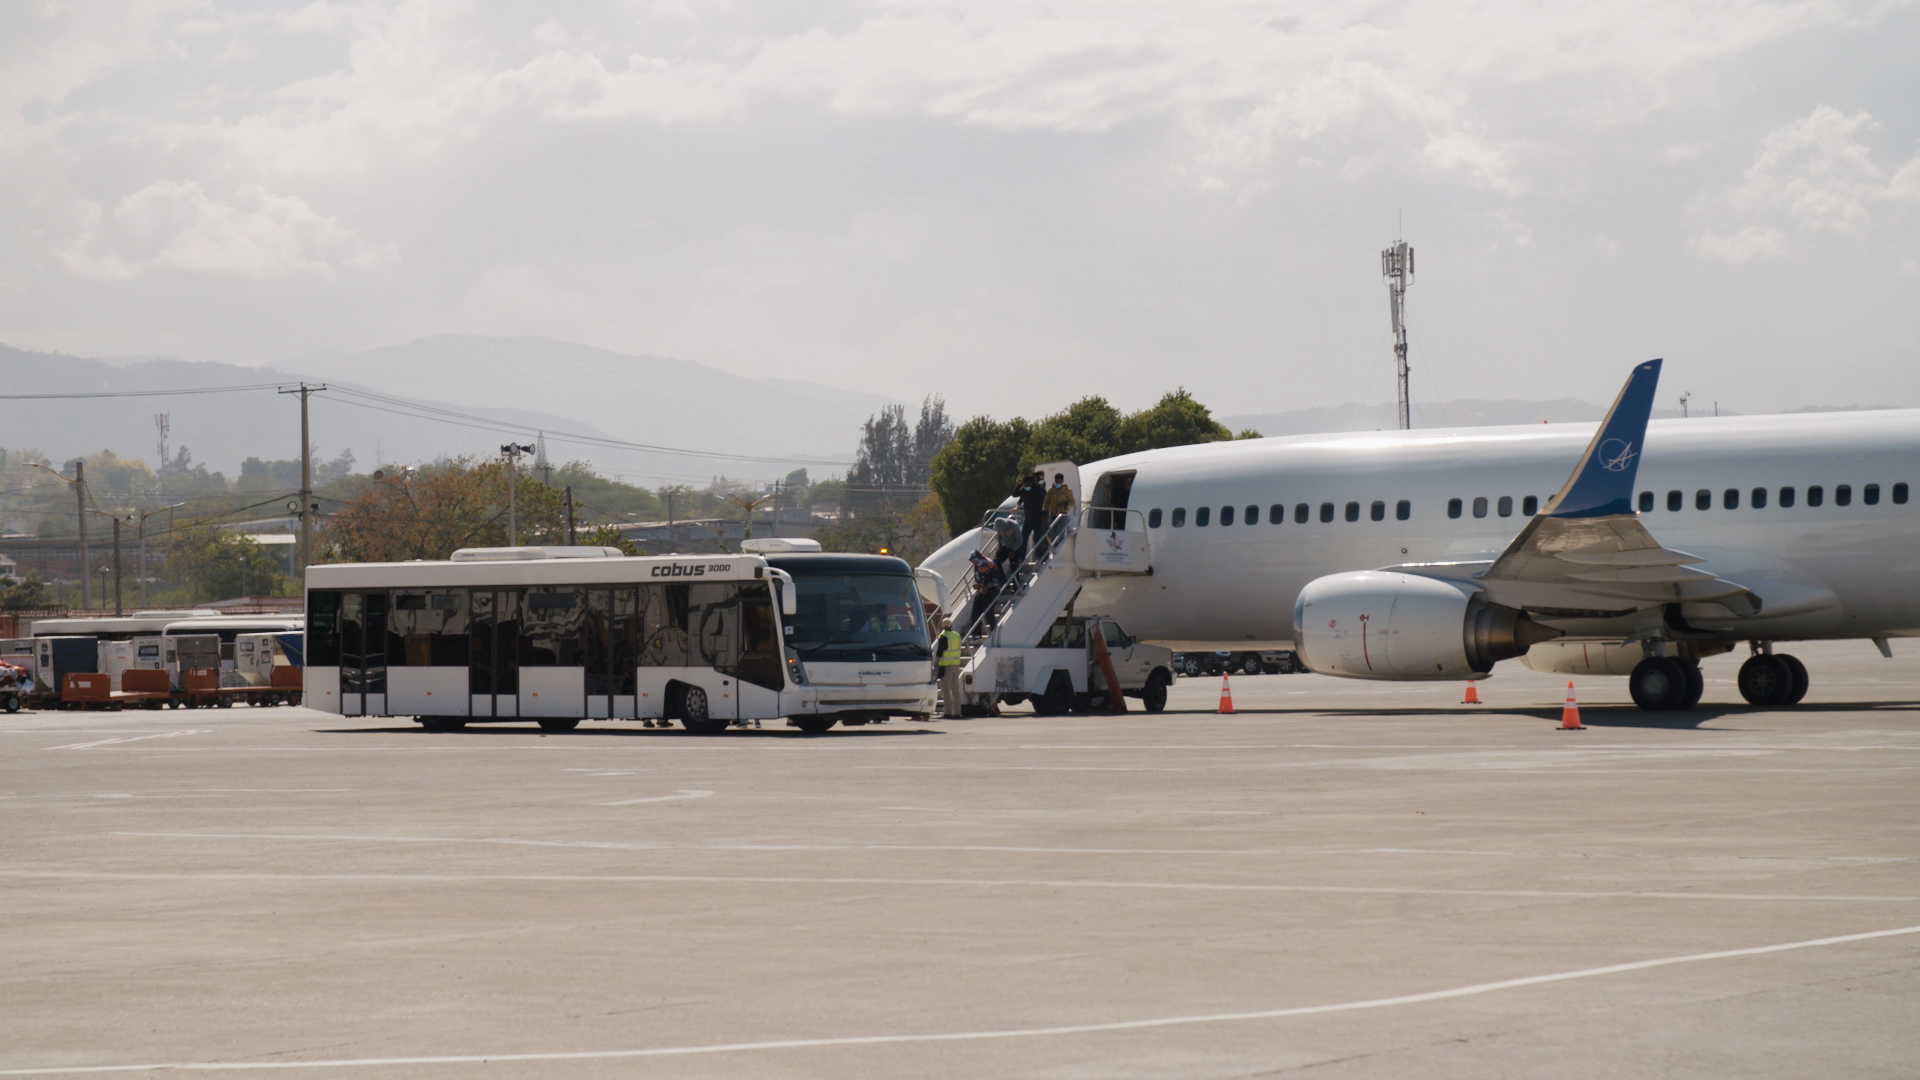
left=2, top=693, right=18, bottom=713
left=679, top=686, right=727, bottom=735
left=1141, top=671, right=1170, bottom=714
left=791, top=717, right=836, bottom=734
left=419, top=716, right=466, bottom=731
left=537, top=718, right=581, bottom=732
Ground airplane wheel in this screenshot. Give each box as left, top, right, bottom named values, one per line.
left=1778, top=654, right=1809, bottom=705
left=1678, top=660, right=1705, bottom=710
left=1629, top=657, right=1687, bottom=711
left=1737, top=654, right=1792, bottom=706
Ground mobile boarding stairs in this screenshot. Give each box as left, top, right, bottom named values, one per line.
left=943, top=505, right=1153, bottom=714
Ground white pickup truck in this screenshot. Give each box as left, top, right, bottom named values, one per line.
left=960, top=616, right=1177, bottom=715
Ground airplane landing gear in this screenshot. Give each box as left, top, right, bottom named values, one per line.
left=1629, top=656, right=1688, bottom=711
left=1738, top=651, right=1808, bottom=706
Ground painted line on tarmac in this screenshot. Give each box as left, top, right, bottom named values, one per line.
left=7, top=867, right=1915, bottom=904
left=47, top=730, right=208, bottom=750
left=598, top=789, right=713, bottom=806
left=113, top=831, right=1914, bottom=864
left=2, top=924, right=1916, bottom=1075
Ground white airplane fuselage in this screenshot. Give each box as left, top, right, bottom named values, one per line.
left=1070, top=410, right=1920, bottom=651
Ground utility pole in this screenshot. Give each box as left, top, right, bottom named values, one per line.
left=74, top=460, right=90, bottom=609
left=278, top=383, right=327, bottom=577
left=563, top=486, right=576, bottom=546
left=1679, top=392, right=1690, bottom=419
left=111, top=516, right=123, bottom=616
left=1381, top=240, right=1415, bottom=431
left=535, top=433, right=551, bottom=486
left=501, top=443, right=534, bottom=545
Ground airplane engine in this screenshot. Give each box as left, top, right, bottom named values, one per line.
left=1291, top=571, right=1560, bottom=680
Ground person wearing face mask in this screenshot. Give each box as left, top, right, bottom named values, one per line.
left=1042, top=472, right=1076, bottom=526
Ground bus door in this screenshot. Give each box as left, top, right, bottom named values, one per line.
left=339, top=591, right=388, bottom=716
left=469, top=589, right=521, bottom=718
left=586, top=587, right=639, bottom=719
left=689, top=583, right=741, bottom=721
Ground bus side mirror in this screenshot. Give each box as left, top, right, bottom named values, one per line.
left=766, top=569, right=799, bottom=616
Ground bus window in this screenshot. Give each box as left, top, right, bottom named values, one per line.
left=689, top=583, right=741, bottom=675
left=521, top=588, right=583, bottom=667
left=391, top=590, right=468, bottom=666
left=784, top=573, right=930, bottom=663
left=640, top=584, right=691, bottom=666
left=586, top=588, right=640, bottom=697
left=308, top=590, right=341, bottom=666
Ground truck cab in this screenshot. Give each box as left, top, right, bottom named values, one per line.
left=970, top=616, right=1175, bottom=715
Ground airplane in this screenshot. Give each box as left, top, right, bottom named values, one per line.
left=932, top=360, right=1919, bottom=711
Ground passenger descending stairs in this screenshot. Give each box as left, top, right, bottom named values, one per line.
left=958, top=514, right=1086, bottom=653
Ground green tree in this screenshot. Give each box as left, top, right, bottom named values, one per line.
left=161, top=527, right=289, bottom=601
left=928, top=415, right=1034, bottom=533
left=927, top=389, right=1240, bottom=533
left=0, top=573, right=50, bottom=610
left=325, top=457, right=564, bottom=562
left=1114, top=389, right=1235, bottom=453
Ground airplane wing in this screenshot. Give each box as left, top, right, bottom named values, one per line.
left=1468, top=359, right=1760, bottom=617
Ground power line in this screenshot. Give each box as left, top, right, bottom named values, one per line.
left=0, top=382, right=287, bottom=400
left=324, top=386, right=854, bottom=467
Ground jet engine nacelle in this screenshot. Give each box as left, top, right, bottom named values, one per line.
left=1291, top=571, right=1560, bottom=680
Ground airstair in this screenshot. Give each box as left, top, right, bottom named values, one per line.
left=935, top=503, right=1154, bottom=713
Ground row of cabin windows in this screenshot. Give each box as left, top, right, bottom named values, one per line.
left=1640, top=482, right=1907, bottom=512
left=1447, top=495, right=1544, bottom=519
left=1149, top=501, right=1413, bottom=528
left=1144, top=481, right=1910, bottom=530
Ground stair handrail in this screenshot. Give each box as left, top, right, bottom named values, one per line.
left=959, top=509, right=1078, bottom=646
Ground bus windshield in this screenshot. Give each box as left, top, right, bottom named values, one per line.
left=786, top=573, right=930, bottom=662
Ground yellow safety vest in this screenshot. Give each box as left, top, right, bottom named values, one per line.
left=937, top=629, right=964, bottom=666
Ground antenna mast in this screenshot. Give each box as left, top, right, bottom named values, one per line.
left=1381, top=239, right=1415, bottom=430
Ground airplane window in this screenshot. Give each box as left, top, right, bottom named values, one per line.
left=1497, top=495, right=1513, bottom=517
left=1895, top=483, right=1909, bottom=504
left=1523, top=495, right=1539, bottom=516
left=1148, top=508, right=1162, bottom=528
left=1396, top=500, right=1411, bottom=521
left=1864, top=484, right=1880, bottom=506
left=1345, top=501, right=1360, bottom=522
left=1667, top=490, right=1682, bottom=511
left=1172, top=508, right=1186, bottom=527
left=1220, top=505, right=1234, bottom=526
left=1472, top=496, right=1488, bottom=518
left=1723, top=488, right=1739, bottom=510
left=1295, top=503, right=1310, bottom=524
left=1638, top=491, right=1653, bottom=513
left=1807, top=485, right=1824, bottom=507
left=1448, top=498, right=1463, bottom=519
left=1370, top=500, right=1385, bottom=521
left=1271, top=504, right=1285, bottom=524
left=1835, top=484, right=1852, bottom=507
left=1196, top=506, right=1211, bottom=526
left=1695, top=489, right=1711, bottom=511
left=1319, top=502, right=1334, bottom=523
left=1246, top=504, right=1259, bottom=525
left=1752, top=487, right=1768, bottom=509
left=1779, top=486, right=1796, bottom=508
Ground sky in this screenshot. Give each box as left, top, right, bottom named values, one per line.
left=2, top=0, right=1917, bottom=426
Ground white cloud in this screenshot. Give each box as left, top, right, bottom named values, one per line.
left=1693, top=105, right=1920, bottom=260
left=1691, top=225, right=1788, bottom=264
left=58, top=180, right=398, bottom=280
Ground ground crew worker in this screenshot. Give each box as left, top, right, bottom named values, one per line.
left=935, top=616, right=964, bottom=718
left=1043, top=473, right=1076, bottom=521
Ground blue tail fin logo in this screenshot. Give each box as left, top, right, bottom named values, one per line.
left=1548, top=358, right=1661, bottom=519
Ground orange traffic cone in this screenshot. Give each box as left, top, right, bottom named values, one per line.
left=1462, top=680, right=1482, bottom=705
left=1558, top=680, right=1585, bottom=731
left=1217, top=672, right=1235, bottom=714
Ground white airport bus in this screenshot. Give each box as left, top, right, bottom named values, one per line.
left=303, top=542, right=938, bottom=733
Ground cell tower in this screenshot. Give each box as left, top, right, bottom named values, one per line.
left=1381, top=239, right=1415, bottom=430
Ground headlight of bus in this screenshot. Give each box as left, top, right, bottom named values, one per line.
left=786, top=656, right=807, bottom=686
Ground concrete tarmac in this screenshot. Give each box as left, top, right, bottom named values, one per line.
left=3, top=640, right=1917, bottom=1077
